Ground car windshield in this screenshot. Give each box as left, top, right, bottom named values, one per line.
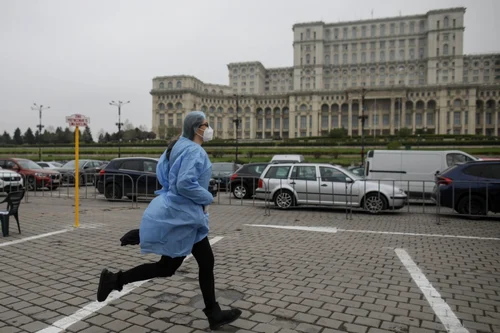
left=62, top=160, right=86, bottom=169
left=212, top=164, right=234, bottom=172
left=17, top=159, right=42, bottom=169
left=339, top=167, right=362, bottom=180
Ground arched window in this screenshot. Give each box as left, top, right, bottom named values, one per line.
left=159, top=82, right=164, bottom=89
left=167, top=103, right=174, bottom=110
left=306, top=54, right=311, bottom=64
left=176, top=81, right=182, bottom=88
left=176, top=102, right=182, bottom=110
left=167, top=82, right=173, bottom=89
left=209, top=106, right=215, bottom=113
left=325, top=55, right=330, bottom=65
left=453, top=99, right=462, bottom=108
left=217, top=107, right=223, bottom=113
left=158, top=103, right=165, bottom=110
left=201, top=105, right=207, bottom=112
left=300, top=104, right=307, bottom=111
left=444, top=17, right=449, bottom=28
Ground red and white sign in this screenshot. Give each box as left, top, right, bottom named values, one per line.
left=66, top=114, right=90, bottom=127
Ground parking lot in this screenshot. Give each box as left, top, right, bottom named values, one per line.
left=0, top=189, right=499, bottom=333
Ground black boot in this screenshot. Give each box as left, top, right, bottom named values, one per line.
left=97, top=269, right=123, bottom=302
left=203, top=302, right=242, bottom=330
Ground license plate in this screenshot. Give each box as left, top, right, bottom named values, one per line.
left=52, top=179, right=60, bottom=183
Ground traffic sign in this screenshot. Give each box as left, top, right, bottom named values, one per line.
left=66, top=114, right=90, bottom=127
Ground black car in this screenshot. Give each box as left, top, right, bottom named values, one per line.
left=229, top=163, right=269, bottom=199
left=432, top=160, right=500, bottom=216
left=212, top=162, right=238, bottom=191
left=96, top=157, right=218, bottom=201
left=55, top=159, right=104, bottom=185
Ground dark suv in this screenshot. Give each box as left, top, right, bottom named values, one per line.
left=432, top=161, right=500, bottom=216
left=229, top=163, right=269, bottom=199
left=96, top=157, right=217, bottom=201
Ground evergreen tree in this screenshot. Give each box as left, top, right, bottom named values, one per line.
left=1, top=131, right=12, bottom=144
left=24, top=127, right=36, bottom=145
left=13, top=128, right=23, bottom=145
left=55, top=127, right=65, bottom=143
left=82, top=126, right=94, bottom=143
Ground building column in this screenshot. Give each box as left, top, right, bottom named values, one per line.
left=289, top=113, right=296, bottom=138
left=495, top=109, right=499, bottom=136
left=348, top=101, right=353, bottom=136
left=312, top=112, right=319, bottom=136
left=222, top=117, right=229, bottom=140
left=306, top=113, right=310, bottom=136
left=390, top=98, right=395, bottom=135
left=412, top=109, right=416, bottom=134
left=483, top=111, right=487, bottom=135
left=460, top=110, right=466, bottom=135
left=468, top=103, right=476, bottom=135
left=368, top=107, right=373, bottom=135
left=250, top=114, right=255, bottom=139
left=338, top=113, right=341, bottom=130
left=328, top=112, right=332, bottom=131
left=401, top=100, right=406, bottom=130
left=435, top=110, right=440, bottom=134
left=423, top=109, right=428, bottom=130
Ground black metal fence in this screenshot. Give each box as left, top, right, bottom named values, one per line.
left=1, top=171, right=498, bottom=221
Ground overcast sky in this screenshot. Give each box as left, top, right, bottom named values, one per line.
left=1, top=0, right=499, bottom=137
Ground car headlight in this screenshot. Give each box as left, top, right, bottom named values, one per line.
left=398, top=188, right=406, bottom=195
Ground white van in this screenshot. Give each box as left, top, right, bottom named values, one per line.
left=364, top=150, right=477, bottom=198
left=270, top=154, right=305, bottom=164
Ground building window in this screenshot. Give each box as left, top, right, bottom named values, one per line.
left=390, top=50, right=395, bottom=61
left=343, top=53, right=348, bottom=64
left=159, top=82, right=164, bottom=89
left=352, top=27, right=357, bottom=38
left=306, top=54, right=310, bottom=64
left=410, top=22, right=415, bottom=33
left=325, top=55, right=330, bottom=64
left=371, top=25, right=376, bottom=37
left=409, top=49, right=415, bottom=60
left=416, top=113, right=422, bottom=126
left=370, top=52, right=375, bottom=62
left=352, top=53, right=357, bottom=64
left=325, top=29, right=331, bottom=40
left=334, top=54, right=339, bottom=64
left=334, top=28, right=339, bottom=39
left=306, top=29, right=310, bottom=39
left=380, top=24, right=385, bottom=36
left=443, top=44, right=449, bottom=56
left=362, top=26, right=367, bottom=37
left=419, top=21, right=425, bottom=32
left=400, top=22, right=405, bottom=34
left=380, top=51, right=386, bottom=62
left=343, top=27, right=348, bottom=39
left=427, top=112, right=434, bottom=126
left=361, top=52, right=366, bottom=63
left=390, top=23, right=395, bottom=35
left=453, top=111, right=460, bottom=126
left=167, top=82, right=173, bottom=89
left=444, top=17, right=449, bottom=28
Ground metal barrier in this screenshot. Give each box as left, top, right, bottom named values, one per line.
left=3, top=169, right=497, bottom=221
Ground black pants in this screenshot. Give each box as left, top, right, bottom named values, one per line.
left=118, top=236, right=216, bottom=310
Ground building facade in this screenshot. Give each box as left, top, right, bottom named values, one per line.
left=151, top=7, right=500, bottom=139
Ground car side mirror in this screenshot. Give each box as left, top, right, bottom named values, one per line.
left=345, top=177, right=353, bottom=183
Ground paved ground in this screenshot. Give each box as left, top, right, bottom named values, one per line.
left=0, top=193, right=499, bottom=333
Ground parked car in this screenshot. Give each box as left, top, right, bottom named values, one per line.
left=270, top=154, right=305, bottom=163
left=0, top=167, right=24, bottom=193
left=432, top=161, right=500, bottom=216
left=55, top=159, right=104, bottom=185
left=96, top=157, right=218, bottom=200
left=229, top=163, right=269, bottom=199
left=212, top=162, right=238, bottom=190
left=0, top=158, right=61, bottom=190
left=37, top=161, right=63, bottom=169
left=255, top=163, right=407, bottom=213
left=365, top=149, right=477, bottom=198
left=347, top=165, right=365, bottom=178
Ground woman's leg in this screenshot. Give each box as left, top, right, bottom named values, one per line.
left=191, top=237, right=216, bottom=309
left=97, top=255, right=184, bottom=302
left=192, top=237, right=241, bottom=330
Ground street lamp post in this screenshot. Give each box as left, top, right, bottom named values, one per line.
left=31, top=103, right=50, bottom=161
left=109, top=101, right=130, bottom=158
left=346, top=87, right=370, bottom=166
left=233, top=94, right=243, bottom=163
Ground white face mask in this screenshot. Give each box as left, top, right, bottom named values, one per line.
left=199, top=126, right=214, bottom=142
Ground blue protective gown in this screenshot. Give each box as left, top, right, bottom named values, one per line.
left=139, top=136, right=213, bottom=257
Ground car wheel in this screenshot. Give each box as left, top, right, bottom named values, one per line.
left=363, top=193, right=388, bottom=214
left=126, top=195, right=138, bottom=202
left=457, top=195, right=487, bottom=216
left=232, top=184, right=249, bottom=199
left=105, top=183, right=122, bottom=200
left=274, top=190, right=295, bottom=210
left=50, top=186, right=58, bottom=191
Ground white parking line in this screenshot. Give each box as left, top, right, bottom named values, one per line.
left=0, top=230, right=69, bottom=247
left=245, top=224, right=500, bottom=240
left=395, top=249, right=469, bottom=333
left=36, top=236, right=224, bottom=333
left=246, top=224, right=338, bottom=233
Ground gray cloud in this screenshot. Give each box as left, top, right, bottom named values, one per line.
left=1, top=0, right=498, bottom=135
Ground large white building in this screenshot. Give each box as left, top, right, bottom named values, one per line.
left=151, top=7, right=500, bottom=139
